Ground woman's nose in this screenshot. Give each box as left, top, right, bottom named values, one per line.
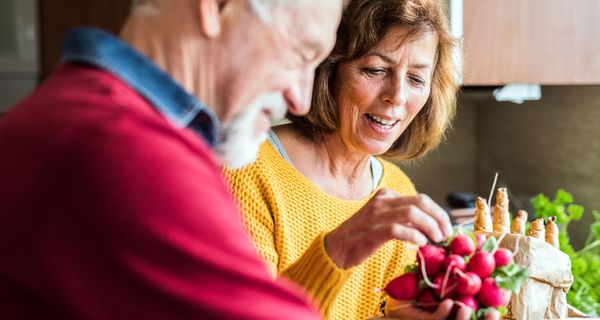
left=382, top=77, right=407, bottom=107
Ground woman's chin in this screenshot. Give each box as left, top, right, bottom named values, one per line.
left=359, top=141, right=394, bottom=156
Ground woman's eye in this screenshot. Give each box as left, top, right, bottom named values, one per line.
left=362, top=68, right=386, bottom=77
left=409, top=76, right=426, bottom=86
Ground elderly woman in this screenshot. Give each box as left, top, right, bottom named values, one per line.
left=225, top=0, right=465, bottom=319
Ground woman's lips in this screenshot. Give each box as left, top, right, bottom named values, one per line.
left=364, top=113, right=401, bottom=134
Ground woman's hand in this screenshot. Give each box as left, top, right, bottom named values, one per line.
left=383, top=298, right=473, bottom=320
left=325, top=188, right=453, bottom=269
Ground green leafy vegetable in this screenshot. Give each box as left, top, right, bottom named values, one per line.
left=480, top=236, right=497, bottom=253
left=531, top=189, right=600, bottom=316
left=493, top=264, right=529, bottom=293
left=403, top=263, right=418, bottom=273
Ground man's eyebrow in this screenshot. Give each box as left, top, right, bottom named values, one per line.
left=302, top=40, right=326, bottom=60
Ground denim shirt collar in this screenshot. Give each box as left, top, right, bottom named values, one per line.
left=61, top=27, right=218, bottom=146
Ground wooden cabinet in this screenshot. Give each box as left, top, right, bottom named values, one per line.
left=39, top=0, right=133, bottom=79
left=462, top=0, right=600, bottom=85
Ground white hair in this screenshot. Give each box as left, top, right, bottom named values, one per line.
left=132, top=0, right=302, bottom=23
left=248, top=0, right=303, bottom=23
left=216, top=92, right=287, bottom=169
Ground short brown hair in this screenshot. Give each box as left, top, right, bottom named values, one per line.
left=288, top=0, right=460, bottom=160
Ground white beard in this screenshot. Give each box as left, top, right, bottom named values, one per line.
left=216, top=92, right=287, bottom=169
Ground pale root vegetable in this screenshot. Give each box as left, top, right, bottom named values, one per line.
left=475, top=233, right=487, bottom=250
left=384, top=272, right=419, bottom=300
left=511, top=210, right=528, bottom=235
left=418, top=244, right=446, bottom=277
left=493, top=248, right=513, bottom=267
left=444, top=254, right=467, bottom=273
left=474, top=197, right=492, bottom=233
left=545, top=216, right=559, bottom=248
left=528, top=218, right=545, bottom=240
left=468, top=252, right=496, bottom=279
left=477, top=277, right=510, bottom=308
left=455, top=271, right=482, bottom=296
left=492, top=188, right=510, bottom=233
left=450, top=234, right=475, bottom=256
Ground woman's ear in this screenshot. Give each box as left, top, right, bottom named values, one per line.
left=197, top=0, right=223, bottom=38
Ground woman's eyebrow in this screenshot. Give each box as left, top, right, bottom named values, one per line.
left=365, top=52, right=432, bottom=71
left=364, top=52, right=396, bottom=64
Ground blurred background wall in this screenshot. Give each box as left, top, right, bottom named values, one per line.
left=400, top=86, right=600, bottom=247
left=0, top=0, right=132, bottom=112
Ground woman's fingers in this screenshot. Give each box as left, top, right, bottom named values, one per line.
left=376, top=188, right=401, bottom=199
left=430, top=299, right=454, bottom=319
left=455, top=304, right=474, bottom=320
left=387, top=194, right=453, bottom=238
left=386, top=298, right=453, bottom=320
left=384, top=207, right=444, bottom=243
left=325, top=191, right=452, bottom=268
left=389, top=224, right=428, bottom=247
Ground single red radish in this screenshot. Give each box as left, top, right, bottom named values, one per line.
left=475, top=233, right=487, bottom=250
left=384, top=272, right=419, bottom=300
left=455, top=295, right=478, bottom=310
left=477, top=277, right=510, bottom=308
left=450, top=234, right=475, bottom=256
left=418, top=288, right=439, bottom=312
left=444, top=254, right=467, bottom=273
left=418, top=244, right=446, bottom=277
left=455, top=271, right=482, bottom=296
left=494, top=248, right=514, bottom=267
left=469, top=252, right=496, bottom=278
left=433, top=272, right=456, bottom=299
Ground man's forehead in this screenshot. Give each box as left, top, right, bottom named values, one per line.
left=283, top=0, right=341, bottom=48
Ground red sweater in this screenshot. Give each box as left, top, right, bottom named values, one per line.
left=0, top=64, right=319, bottom=319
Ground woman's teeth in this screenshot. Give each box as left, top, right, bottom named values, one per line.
left=366, top=114, right=398, bottom=128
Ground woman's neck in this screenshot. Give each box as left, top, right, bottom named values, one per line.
left=317, top=132, right=371, bottom=181
left=275, top=125, right=374, bottom=200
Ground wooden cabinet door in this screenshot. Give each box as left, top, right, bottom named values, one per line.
left=463, top=0, right=600, bottom=85
left=39, top=0, right=133, bottom=79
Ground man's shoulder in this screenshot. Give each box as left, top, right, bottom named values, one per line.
left=1, top=63, right=221, bottom=185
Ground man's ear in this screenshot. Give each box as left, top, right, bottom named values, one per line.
left=198, top=0, right=223, bottom=38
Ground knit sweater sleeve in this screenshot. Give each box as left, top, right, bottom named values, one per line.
left=224, top=144, right=353, bottom=317
left=280, top=232, right=353, bottom=318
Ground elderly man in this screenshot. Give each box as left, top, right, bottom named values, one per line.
left=0, top=0, right=341, bottom=318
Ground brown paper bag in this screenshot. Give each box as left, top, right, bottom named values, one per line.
left=484, top=233, right=573, bottom=319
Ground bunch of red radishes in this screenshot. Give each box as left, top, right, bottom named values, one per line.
left=384, top=233, right=528, bottom=319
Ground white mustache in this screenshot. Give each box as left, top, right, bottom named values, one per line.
left=256, top=92, right=287, bottom=122
left=216, top=92, right=288, bottom=169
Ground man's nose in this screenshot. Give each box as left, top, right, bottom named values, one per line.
left=283, top=72, right=313, bottom=116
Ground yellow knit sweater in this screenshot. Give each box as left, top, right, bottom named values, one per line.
left=224, top=142, right=417, bottom=320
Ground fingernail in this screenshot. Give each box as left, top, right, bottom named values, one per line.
left=435, top=233, right=443, bottom=243
left=446, top=227, right=453, bottom=237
